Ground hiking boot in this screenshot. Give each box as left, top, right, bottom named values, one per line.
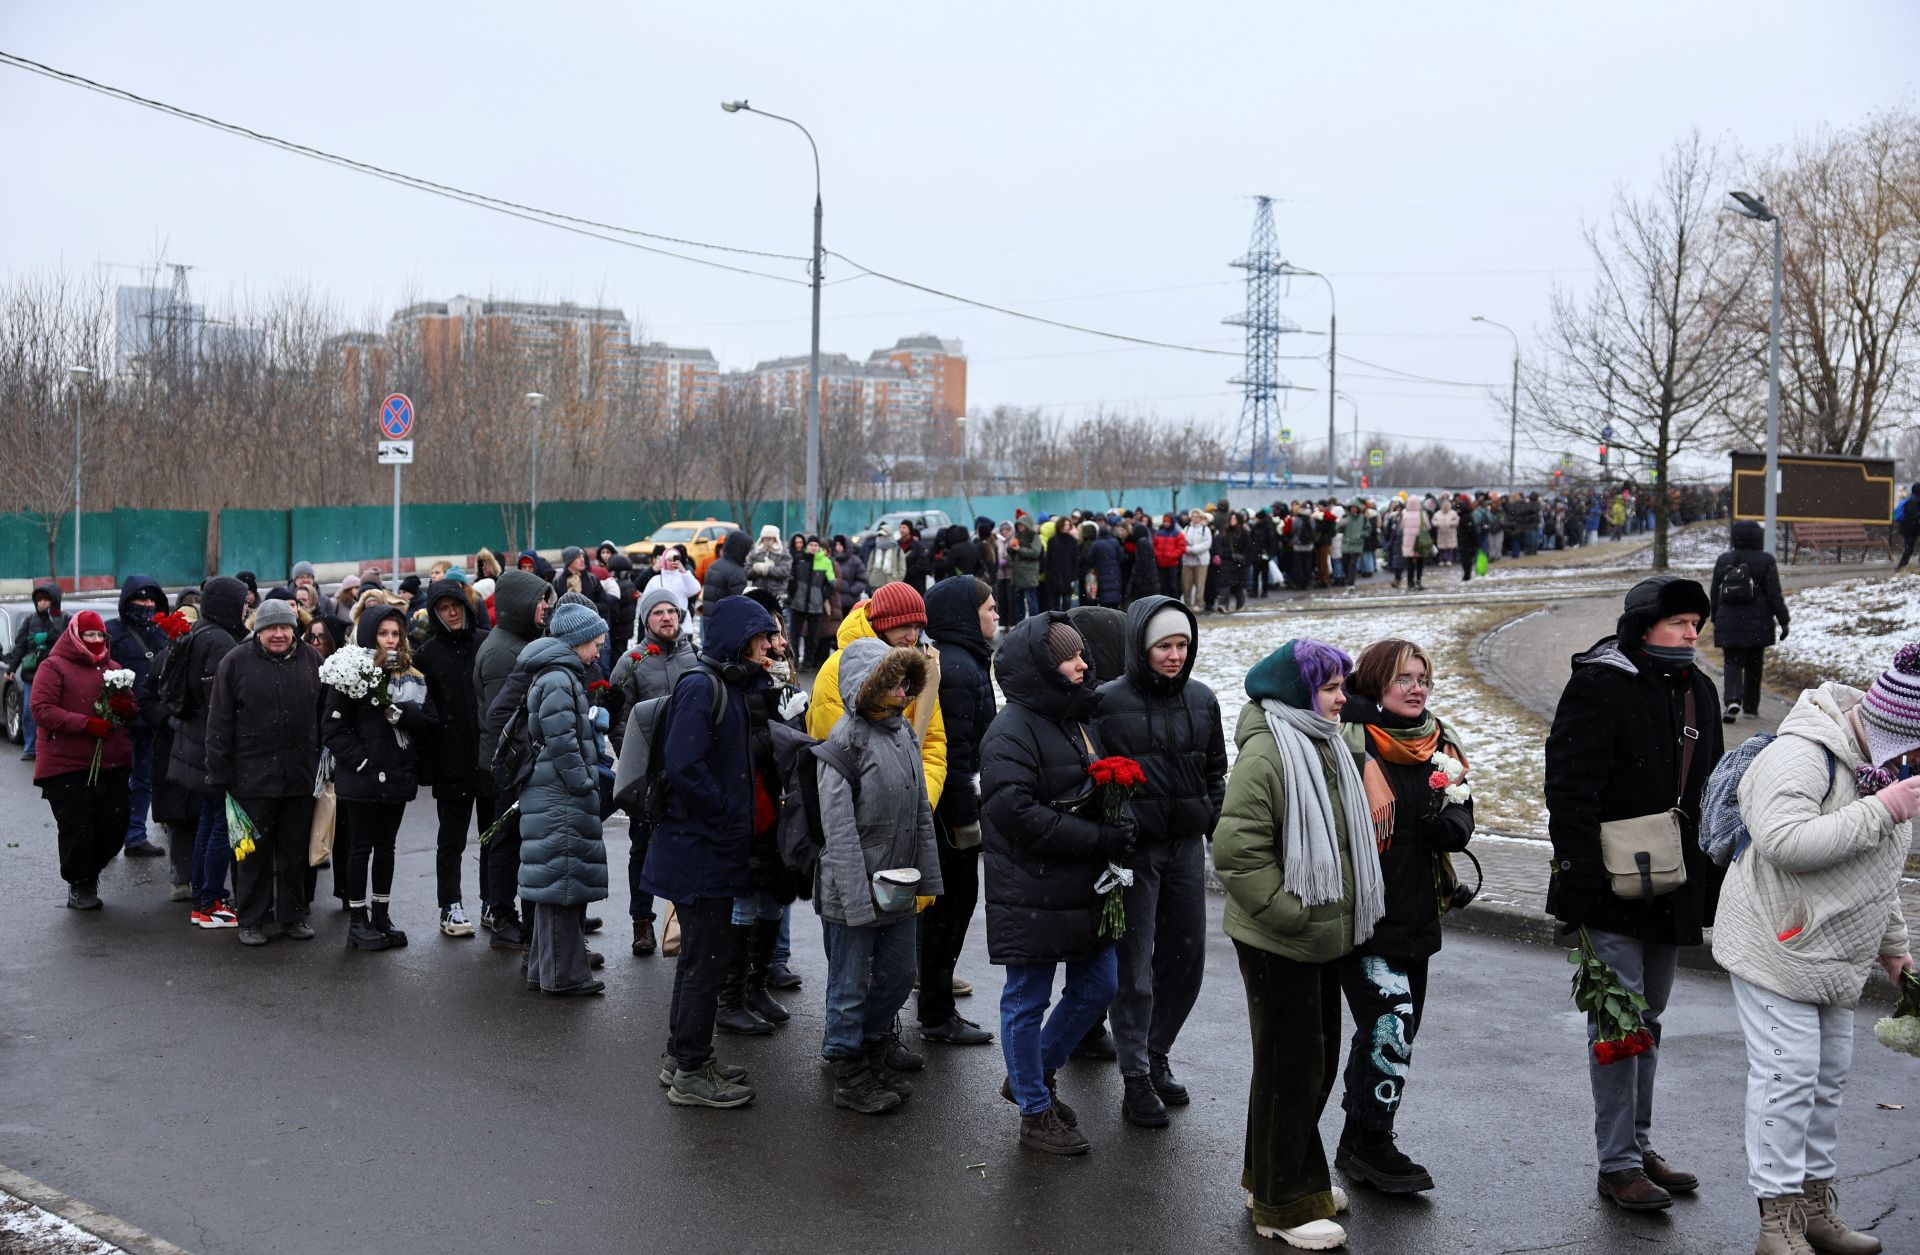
left=632, top=918, right=656, bottom=957
left=1072, top=1021, right=1117, bottom=1060
left=919, top=1014, right=993, bottom=1046
left=1001, top=1071, right=1077, bottom=1127
left=864, top=1038, right=913, bottom=1100
left=1643, top=1151, right=1698, bottom=1195
left=281, top=920, right=315, bottom=940
left=66, top=882, right=102, bottom=910
left=440, top=902, right=475, bottom=937
left=1801, top=1178, right=1880, bottom=1254
left=237, top=925, right=270, bottom=947
left=1149, top=1051, right=1190, bottom=1105
left=1724, top=702, right=1742, bottom=724
left=1596, top=1168, right=1671, bottom=1211
left=1019, top=1105, right=1089, bottom=1156
left=1756, top=1193, right=1815, bottom=1255
left=831, top=1055, right=902, bottom=1115
left=1336, top=1129, right=1434, bottom=1194
left=668, top=1060, right=755, bottom=1109
left=1253, top=1218, right=1347, bottom=1249
left=764, top=961, right=803, bottom=990
left=583, top=915, right=603, bottom=935
left=346, top=907, right=392, bottom=952
left=489, top=915, right=528, bottom=951
left=743, top=919, right=789, bottom=1024
left=658, top=1056, right=748, bottom=1087
left=1122, top=1073, right=1169, bottom=1128
left=884, top=1023, right=925, bottom=1072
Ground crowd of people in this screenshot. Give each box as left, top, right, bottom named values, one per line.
left=8, top=495, right=1911, bottom=1253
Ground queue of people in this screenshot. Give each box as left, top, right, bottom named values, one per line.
left=14, top=514, right=1911, bottom=1254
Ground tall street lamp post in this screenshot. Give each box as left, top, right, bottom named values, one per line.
left=1279, top=267, right=1337, bottom=494
left=723, top=100, right=823, bottom=537
left=1731, top=190, right=1783, bottom=557
left=1335, top=390, right=1360, bottom=486
left=525, top=391, right=545, bottom=553
left=1472, top=315, right=1520, bottom=494
left=67, top=365, right=91, bottom=592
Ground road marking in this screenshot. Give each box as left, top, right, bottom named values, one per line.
left=0, top=1164, right=195, bottom=1255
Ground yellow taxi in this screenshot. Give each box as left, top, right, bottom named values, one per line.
left=623, top=519, right=740, bottom=582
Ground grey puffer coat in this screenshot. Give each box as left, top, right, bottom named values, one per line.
left=515, top=636, right=608, bottom=907
left=815, top=638, right=942, bottom=928
left=1713, top=684, right=1911, bottom=1007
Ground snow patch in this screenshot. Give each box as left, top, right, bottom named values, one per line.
left=1772, top=574, right=1920, bottom=690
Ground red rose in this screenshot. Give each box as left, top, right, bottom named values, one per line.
left=646, top=644, right=662, bottom=656
left=587, top=680, right=610, bottom=693
left=1428, top=770, right=1450, bottom=791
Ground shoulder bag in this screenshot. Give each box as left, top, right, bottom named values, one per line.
left=1597, top=689, right=1697, bottom=900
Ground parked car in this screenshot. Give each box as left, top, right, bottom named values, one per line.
left=1, top=596, right=117, bottom=744
left=622, top=519, right=740, bottom=582
left=862, top=509, right=953, bottom=543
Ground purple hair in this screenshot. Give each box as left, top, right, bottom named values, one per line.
left=1293, top=637, right=1353, bottom=695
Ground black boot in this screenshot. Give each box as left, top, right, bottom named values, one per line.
left=1335, top=1125, right=1435, bottom=1194
left=1071, top=1019, right=1117, bottom=1060
left=865, top=1037, right=913, bottom=1100
left=1122, top=1073, right=1169, bottom=1128
left=346, top=906, right=391, bottom=952
left=743, top=919, right=790, bottom=1025
left=1149, top=1050, right=1191, bottom=1105
left=370, top=900, right=408, bottom=949
left=716, top=925, right=774, bottom=1036
left=831, top=1053, right=901, bottom=1115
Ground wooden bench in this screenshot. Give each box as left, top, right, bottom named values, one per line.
left=1788, top=522, right=1885, bottom=564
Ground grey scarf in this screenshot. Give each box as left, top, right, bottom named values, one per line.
left=1260, top=699, right=1386, bottom=946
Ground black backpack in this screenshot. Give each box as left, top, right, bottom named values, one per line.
left=158, top=630, right=199, bottom=721
left=1721, top=560, right=1758, bottom=606
left=777, top=740, right=860, bottom=899
left=490, top=662, right=576, bottom=794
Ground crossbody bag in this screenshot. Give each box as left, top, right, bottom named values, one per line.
left=1597, top=688, right=1697, bottom=900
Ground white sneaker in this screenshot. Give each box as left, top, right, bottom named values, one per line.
left=1255, top=1218, right=1347, bottom=1249
left=1246, top=1188, right=1346, bottom=1215
left=440, top=902, right=476, bottom=937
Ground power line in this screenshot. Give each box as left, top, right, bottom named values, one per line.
left=0, top=49, right=809, bottom=285
left=1336, top=352, right=1492, bottom=389
left=826, top=250, right=1239, bottom=358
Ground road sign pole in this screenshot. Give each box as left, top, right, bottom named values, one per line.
left=392, top=463, right=402, bottom=592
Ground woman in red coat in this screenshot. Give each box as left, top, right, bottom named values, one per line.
left=31, top=611, right=135, bottom=909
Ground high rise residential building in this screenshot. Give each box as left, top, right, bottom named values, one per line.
left=387, top=297, right=634, bottom=402
left=871, top=334, right=967, bottom=420
left=632, top=342, right=720, bottom=427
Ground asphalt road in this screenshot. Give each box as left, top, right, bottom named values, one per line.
left=2, top=755, right=1916, bottom=1255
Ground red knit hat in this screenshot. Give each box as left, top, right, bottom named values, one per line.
left=866, top=582, right=927, bottom=635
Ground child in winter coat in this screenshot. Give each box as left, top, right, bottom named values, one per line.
left=815, top=637, right=943, bottom=1114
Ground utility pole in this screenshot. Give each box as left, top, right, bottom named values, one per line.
left=525, top=392, right=545, bottom=553
left=68, top=366, right=90, bottom=590
left=1731, top=191, right=1783, bottom=556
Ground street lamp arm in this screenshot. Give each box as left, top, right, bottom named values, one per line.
left=728, top=103, right=821, bottom=202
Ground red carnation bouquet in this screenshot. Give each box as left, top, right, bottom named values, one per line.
left=586, top=678, right=612, bottom=705
left=1087, top=756, right=1145, bottom=941
left=1571, top=927, right=1654, bottom=1065
left=156, top=611, right=193, bottom=642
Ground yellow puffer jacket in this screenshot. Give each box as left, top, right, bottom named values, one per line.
left=808, top=603, right=947, bottom=810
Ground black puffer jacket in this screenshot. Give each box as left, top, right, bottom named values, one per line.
left=701, top=531, right=752, bottom=607
left=1339, top=703, right=1474, bottom=962
left=204, top=634, right=323, bottom=799
left=322, top=606, right=439, bottom=805
left=167, top=576, right=249, bottom=800
left=1093, top=596, right=1226, bottom=845
left=925, top=576, right=996, bottom=830
left=1545, top=592, right=1725, bottom=946
left=106, top=574, right=170, bottom=693
left=414, top=579, right=490, bottom=796
left=138, top=633, right=196, bottom=823
left=1126, top=520, right=1160, bottom=604
left=980, top=612, right=1117, bottom=965
left=1708, top=520, right=1789, bottom=649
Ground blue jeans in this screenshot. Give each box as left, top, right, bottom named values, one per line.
left=19, top=677, right=34, bottom=754
left=190, top=796, right=231, bottom=909
left=774, top=903, right=793, bottom=967
left=125, top=732, right=153, bottom=847
left=999, top=948, right=1119, bottom=1115
left=1017, top=587, right=1041, bottom=621
left=732, top=890, right=783, bottom=926
left=821, top=914, right=918, bottom=1060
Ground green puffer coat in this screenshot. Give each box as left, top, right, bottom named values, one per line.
left=1212, top=703, right=1358, bottom=964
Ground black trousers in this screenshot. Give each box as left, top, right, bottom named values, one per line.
left=916, top=817, right=980, bottom=1027
left=668, top=897, right=735, bottom=1071
left=1722, top=645, right=1766, bottom=713
left=339, top=799, right=404, bottom=904
left=1157, top=566, right=1179, bottom=599
left=434, top=789, right=497, bottom=908
left=1897, top=531, right=1918, bottom=570
left=484, top=790, right=527, bottom=921
left=42, top=768, right=129, bottom=886
left=233, top=794, right=315, bottom=928
left=1337, top=951, right=1430, bottom=1133
left=1236, top=941, right=1341, bottom=1231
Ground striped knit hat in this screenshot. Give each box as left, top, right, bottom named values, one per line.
left=1858, top=642, right=1920, bottom=767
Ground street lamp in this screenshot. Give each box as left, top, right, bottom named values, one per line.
left=723, top=99, right=824, bottom=538
left=525, top=391, right=545, bottom=553
left=1335, top=390, right=1360, bottom=486
left=67, top=365, right=91, bottom=592
left=1279, top=266, right=1337, bottom=494
left=1471, top=316, right=1520, bottom=494
left=1730, top=190, right=1783, bottom=558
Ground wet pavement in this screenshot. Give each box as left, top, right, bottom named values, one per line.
left=2, top=749, right=1917, bottom=1255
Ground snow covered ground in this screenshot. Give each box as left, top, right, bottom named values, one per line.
left=0, top=1193, right=123, bottom=1254
left=1772, top=574, right=1920, bottom=690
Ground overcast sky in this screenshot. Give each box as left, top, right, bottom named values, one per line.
left=4, top=1, right=1916, bottom=475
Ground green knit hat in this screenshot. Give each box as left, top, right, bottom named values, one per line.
left=1246, top=640, right=1308, bottom=709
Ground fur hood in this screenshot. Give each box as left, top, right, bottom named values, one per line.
left=839, top=637, right=928, bottom=720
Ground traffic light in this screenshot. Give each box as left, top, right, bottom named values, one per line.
left=1598, top=444, right=1609, bottom=468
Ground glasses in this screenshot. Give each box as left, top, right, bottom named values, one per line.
left=1390, top=675, right=1434, bottom=692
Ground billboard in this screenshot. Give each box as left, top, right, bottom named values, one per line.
left=1729, top=451, right=1896, bottom=525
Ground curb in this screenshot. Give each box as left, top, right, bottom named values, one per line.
left=0, top=1164, right=194, bottom=1255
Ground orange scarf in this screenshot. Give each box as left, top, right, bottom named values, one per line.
left=1359, top=724, right=1468, bottom=851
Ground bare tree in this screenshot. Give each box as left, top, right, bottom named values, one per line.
left=1523, top=132, right=1759, bottom=567
left=703, top=388, right=789, bottom=527
left=1728, top=109, right=1920, bottom=454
